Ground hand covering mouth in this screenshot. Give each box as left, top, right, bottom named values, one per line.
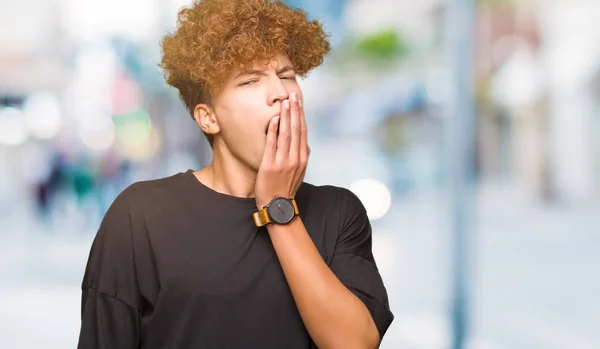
left=264, top=116, right=280, bottom=136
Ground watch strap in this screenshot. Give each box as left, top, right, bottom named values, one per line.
left=253, top=207, right=271, bottom=227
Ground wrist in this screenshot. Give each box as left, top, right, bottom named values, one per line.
left=253, top=196, right=300, bottom=227
left=266, top=214, right=301, bottom=233
left=256, top=198, right=270, bottom=210
left=255, top=194, right=292, bottom=210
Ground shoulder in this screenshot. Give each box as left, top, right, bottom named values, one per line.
left=103, top=171, right=188, bottom=223
left=298, top=182, right=367, bottom=221
left=124, top=171, right=186, bottom=199
left=116, top=171, right=187, bottom=205
left=299, top=182, right=372, bottom=256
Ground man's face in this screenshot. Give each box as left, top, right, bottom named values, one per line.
left=210, top=52, right=303, bottom=171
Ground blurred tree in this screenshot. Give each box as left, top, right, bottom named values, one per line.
left=330, top=28, right=411, bottom=74
left=356, top=29, right=410, bottom=61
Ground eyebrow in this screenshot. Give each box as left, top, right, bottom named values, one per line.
left=235, top=65, right=295, bottom=79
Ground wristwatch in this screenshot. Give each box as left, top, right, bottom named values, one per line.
left=253, top=196, right=299, bottom=227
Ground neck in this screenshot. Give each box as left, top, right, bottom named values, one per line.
left=196, top=144, right=258, bottom=199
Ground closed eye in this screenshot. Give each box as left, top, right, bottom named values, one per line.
left=239, top=79, right=258, bottom=86
left=239, top=76, right=295, bottom=87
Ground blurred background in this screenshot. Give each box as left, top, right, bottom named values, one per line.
left=1, top=0, right=599, bottom=348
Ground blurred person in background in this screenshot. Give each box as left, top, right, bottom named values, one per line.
left=34, top=154, right=69, bottom=220
left=77, top=1, right=393, bottom=348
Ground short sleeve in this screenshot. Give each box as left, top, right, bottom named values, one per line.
left=78, top=289, right=140, bottom=349
left=78, top=190, right=141, bottom=348
left=329, top=188, right=394, bottom=343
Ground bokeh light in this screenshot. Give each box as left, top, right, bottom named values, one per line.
left=114, top=108, right=159, bottom=160
left=79, top=119, right=116, bottom=152
left=0, top=107, right=29, bottom=146
left=22, top=92, right=63, bottom=140
left=349, top=178, right=392, bottom=221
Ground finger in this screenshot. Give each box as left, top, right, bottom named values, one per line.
left=289, top=92, right=301, bottom=161
left=276, top=99, right=291, bottom=162
left=262, top=116, right=280, bottom=165
left=299, top=98, right=309, bottom=165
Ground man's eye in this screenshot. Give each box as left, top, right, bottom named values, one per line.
left=281, top=76, right=296, bottom=81
left=239, top=80, right=257, bottom=86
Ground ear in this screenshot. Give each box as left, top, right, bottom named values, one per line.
left=193, top=103, right=220, bottom=136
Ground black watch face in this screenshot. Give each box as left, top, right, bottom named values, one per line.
left=267, top=198, right=295, bottom=224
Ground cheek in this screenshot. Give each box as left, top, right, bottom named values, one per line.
left=214, top=92, right=267, bottom=142
left=219, top=103, right=259, bottom=132
left=230, top=112, right=266, bottom=146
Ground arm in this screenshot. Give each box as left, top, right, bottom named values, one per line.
left=78, top=289, right=140, bottom=349
left=77, top=191, right=141, bottom=349
left=267, top=217, right=380, bottom=349
left=255, top=92, right=392, bottom=348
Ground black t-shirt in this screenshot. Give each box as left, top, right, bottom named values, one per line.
left=77, top=169, right=393, bottom=349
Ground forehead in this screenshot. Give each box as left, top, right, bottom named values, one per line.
left=258, top=52, right=293, bottom=70
left=233, top=52, right=294, bottom=77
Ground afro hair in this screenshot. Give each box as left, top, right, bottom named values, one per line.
left=160, top=0, right=331, bottom=122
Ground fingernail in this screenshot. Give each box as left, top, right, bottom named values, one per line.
left=290, top=92, right=297, bottom=101
left=298, top=99, right=303, bottom=108
left=283, top=100, right=289, bottom=109
left=273, top=116, right=280, bottom=123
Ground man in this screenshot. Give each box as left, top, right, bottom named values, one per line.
left=77, top=0, right=394, bottom=348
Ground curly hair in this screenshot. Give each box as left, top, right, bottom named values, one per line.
left=160, top=0, right=331, bottom=141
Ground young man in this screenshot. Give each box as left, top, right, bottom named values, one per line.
left=77, top=0, right=394, bottom=348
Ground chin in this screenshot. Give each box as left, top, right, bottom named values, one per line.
left=243, top=154, right=261, bottom=173
left=250, top=159, right=262, bottom=173
left=250, top=149, right=265, bottom=172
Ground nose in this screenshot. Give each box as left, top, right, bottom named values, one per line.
left=268, top=78, right=289, bottom=106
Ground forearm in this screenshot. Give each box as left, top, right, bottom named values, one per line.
left=267, top=217, right=379, bottom=349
